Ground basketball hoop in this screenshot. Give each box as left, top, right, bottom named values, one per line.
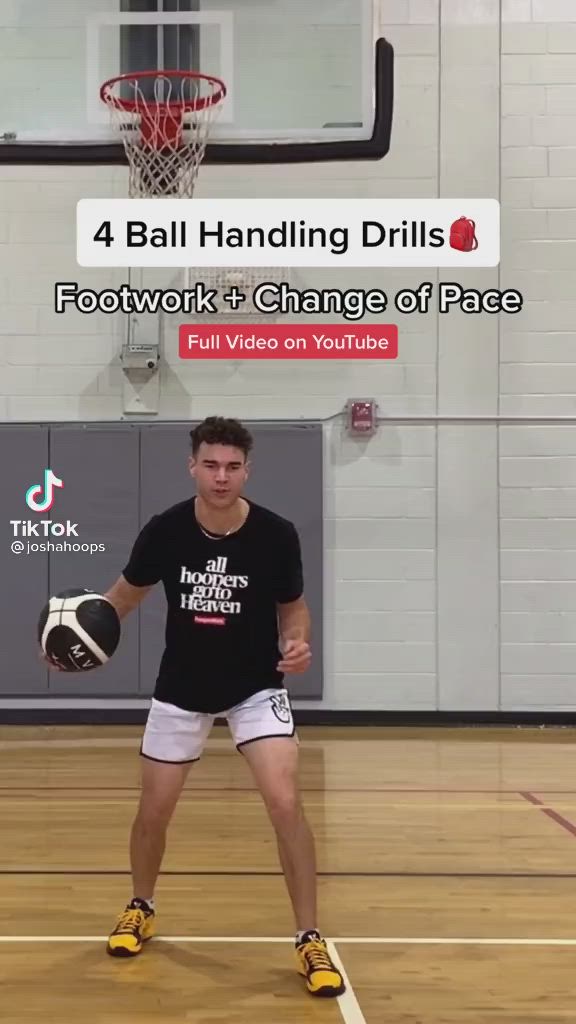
left=100, top=70, right=227, bottom=198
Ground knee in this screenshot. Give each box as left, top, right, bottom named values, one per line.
left=265, top=788, right=302, bottom=829
left=135, top=800, right=173, bottom=833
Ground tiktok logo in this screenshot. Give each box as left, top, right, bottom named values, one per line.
left=25, top=469, right=64, bottom=513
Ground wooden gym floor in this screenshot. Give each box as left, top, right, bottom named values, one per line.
left=0, top=724, right=576, bottom=1023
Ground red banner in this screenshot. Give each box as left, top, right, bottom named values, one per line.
left=179, top=323, right=398, bottom=359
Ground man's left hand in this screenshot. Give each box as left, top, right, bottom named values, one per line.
left=277, top=639, right=311, bottom=674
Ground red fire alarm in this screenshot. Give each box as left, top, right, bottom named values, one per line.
left=346, top=399, right=378, bottom=437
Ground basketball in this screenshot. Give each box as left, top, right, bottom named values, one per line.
left=38, top=588, right=121, bottom=672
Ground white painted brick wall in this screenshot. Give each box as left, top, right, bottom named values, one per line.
left=1, top=1, right=575, bottom=710
left=500, top=3, right=576, bottom=710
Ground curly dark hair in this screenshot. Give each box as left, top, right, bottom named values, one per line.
left=190, top=416, right=253, bottom=459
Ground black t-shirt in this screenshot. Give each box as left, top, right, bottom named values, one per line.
left=122, top=497, right=304, bottom=713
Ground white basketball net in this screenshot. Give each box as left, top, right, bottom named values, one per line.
left=102, top=73, right=292, bottom=322
left=183, top=267, right=296, bottom=322
left=101, top=72, right=226, bottom=198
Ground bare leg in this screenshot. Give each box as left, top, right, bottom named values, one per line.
left=240, top=738, right=317, bottom=932
left=130, top=758, right=192, bottom=898
left=273, top=805, right=318, bottom=932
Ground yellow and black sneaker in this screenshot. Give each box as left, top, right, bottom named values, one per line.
left=296, top=930, right=345, bottom=997
left=106, top=898, right=155, bottom=957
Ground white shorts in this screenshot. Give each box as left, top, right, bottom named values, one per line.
left=140, top=688, right=297, bottom=764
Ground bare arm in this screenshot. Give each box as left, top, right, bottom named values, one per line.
left=277, top=595, right=311, bottom=645
left=104, top=575, right=154, bottom=621
left=276, top=596, right=311, bottom=674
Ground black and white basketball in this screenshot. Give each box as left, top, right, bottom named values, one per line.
left=38, top=588, right=120, bottom=672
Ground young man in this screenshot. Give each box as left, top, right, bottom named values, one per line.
left=102, top=416, right=345, bottom=998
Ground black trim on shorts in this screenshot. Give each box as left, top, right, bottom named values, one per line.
left=236, top=728, right=297, bottom=751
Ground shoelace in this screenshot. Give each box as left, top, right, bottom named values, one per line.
left=303, top=940, right=335, bottom=972
left=115, top=908, right=145, bottom=935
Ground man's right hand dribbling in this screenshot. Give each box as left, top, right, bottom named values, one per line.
left=38, top=649, right=65, bottom=671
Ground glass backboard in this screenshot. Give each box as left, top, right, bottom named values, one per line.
left=0, top=0, right=393, bottom=163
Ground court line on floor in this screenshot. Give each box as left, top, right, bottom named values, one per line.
left=327, top=943, right=367, bottom=1024
left=3, top=868, right=573, bottom=876
left=3, top=786, right=576, bottom=793
left=2, top=869, right=576, bottom=878
left=1, top=936, right=576, bottom=945
left=520, top=792, right=576, bottom=840
left=0, top=797, right=550, bottom=811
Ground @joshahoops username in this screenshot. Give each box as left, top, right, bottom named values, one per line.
left=11, top=541, right=106, bottom=555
